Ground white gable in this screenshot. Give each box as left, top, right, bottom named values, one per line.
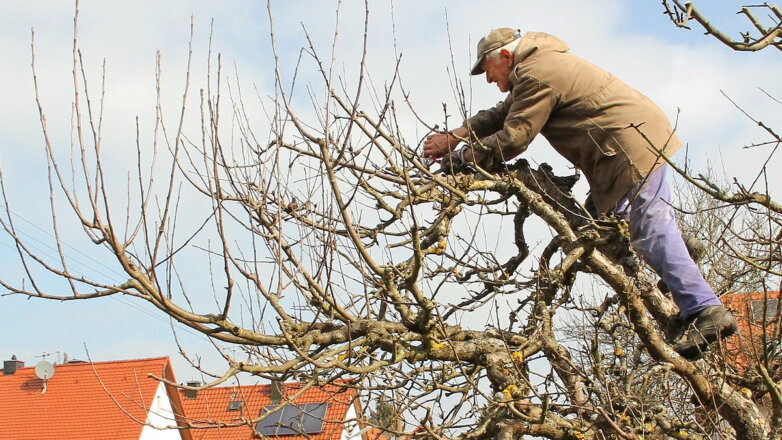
left=139, top=382, right=183, bottom=440
left=341, top=402, right=364, bottom=440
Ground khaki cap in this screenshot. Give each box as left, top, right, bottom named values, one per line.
left=470, top=28, right=521, bottom=75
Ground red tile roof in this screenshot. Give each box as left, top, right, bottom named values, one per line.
left=180, top=381, right=359, bottom=440
left=0, top=356, right=187, bottom=440
left=721, top=290, right=780, bottom=370
left=366, top=427, right=390, bottom=440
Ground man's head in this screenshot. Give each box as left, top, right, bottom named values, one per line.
left=471, top=28, right=521, bottom=93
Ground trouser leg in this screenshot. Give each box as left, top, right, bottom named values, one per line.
left=624, top=164, right=722, bottom=320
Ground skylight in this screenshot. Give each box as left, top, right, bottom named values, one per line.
left=255, top=403, right=329, bottom=436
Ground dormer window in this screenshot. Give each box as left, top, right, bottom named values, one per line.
left=749, top=298, right=779, bottom=321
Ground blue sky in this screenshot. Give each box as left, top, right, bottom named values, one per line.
left=1, top=1, right=780, bottom=382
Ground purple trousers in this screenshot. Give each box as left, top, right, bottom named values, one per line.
left=610, top=164, right=721, bottom=319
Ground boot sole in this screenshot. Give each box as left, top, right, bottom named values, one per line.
left=674, top=323, right=737, bottom=360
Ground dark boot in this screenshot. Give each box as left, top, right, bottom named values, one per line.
left=673, top=306, right=738, bottom=360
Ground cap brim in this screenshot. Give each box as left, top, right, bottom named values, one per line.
left=470, top=56, right=485, bottom=75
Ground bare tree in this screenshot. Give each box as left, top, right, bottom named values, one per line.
left=662, top=1, right=782, bottom=52
left=1, top=2, right=781, bottom=439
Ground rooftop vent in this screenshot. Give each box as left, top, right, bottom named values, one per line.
left=270, top=380, right=284, bottom=404
left=3, top=355, right=24, bottom=376
left=185, top=381, right=201, bottom=400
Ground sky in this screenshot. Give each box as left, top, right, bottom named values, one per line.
left=1, top=1, right=780, bottom=383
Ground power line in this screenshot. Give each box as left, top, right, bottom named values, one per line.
left=0, top=209, right=215, bottom=344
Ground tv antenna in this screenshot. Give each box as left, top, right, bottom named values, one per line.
left=34, top=361, right=55, bottom=394
left=37, top=350, right=61, bottom=363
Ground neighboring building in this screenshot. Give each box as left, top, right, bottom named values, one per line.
left=722, top=290, right=781, bottom=370
left=0, top=356, right=190, bottom=440
left=719, top=290, right=781, bottom=421
left=0, top=353, right=386, bottom=440
left=179, top=380, right=377, bottom=440
left=399, top=426, right=446, bottom=440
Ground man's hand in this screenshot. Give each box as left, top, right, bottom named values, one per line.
left=423, top=132, right=458, bottom=159
left=423, top=127, right=469, bottom=158
left=436, top=149, right=472, bottom=175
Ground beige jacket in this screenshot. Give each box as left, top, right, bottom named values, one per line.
left=464, top=32, right=681, bottom=214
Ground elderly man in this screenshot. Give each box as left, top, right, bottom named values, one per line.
left=423, top=28, right=737, bottom=360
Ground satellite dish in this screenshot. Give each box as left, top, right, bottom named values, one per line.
left=35, top=361, right=55, bottom=380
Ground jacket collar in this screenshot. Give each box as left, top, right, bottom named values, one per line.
left=508, top=32, right=570, bottom=88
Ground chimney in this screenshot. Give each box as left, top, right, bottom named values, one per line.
left=185, top=381, right=201, bottom=399
left=3, top=355, right=25, bottom=375
left=270, top=380, right=284, bottom=404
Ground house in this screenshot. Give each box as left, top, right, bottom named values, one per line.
left=721, top=290, right=781, bottom=370
left=179, top=380, right=383, bottom=440
left=0, top=353, right=388, bottom=440
left=713, top=290, right=781, bottom=420
left=0, top=356, right=190, bottom=440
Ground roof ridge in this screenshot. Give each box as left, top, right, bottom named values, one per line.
left=8, top=355, right=171, bottom=371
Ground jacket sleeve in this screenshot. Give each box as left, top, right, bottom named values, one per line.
left=463, top=99, right=511, bottom=139
left=465, top=75, right=560, bottom=167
